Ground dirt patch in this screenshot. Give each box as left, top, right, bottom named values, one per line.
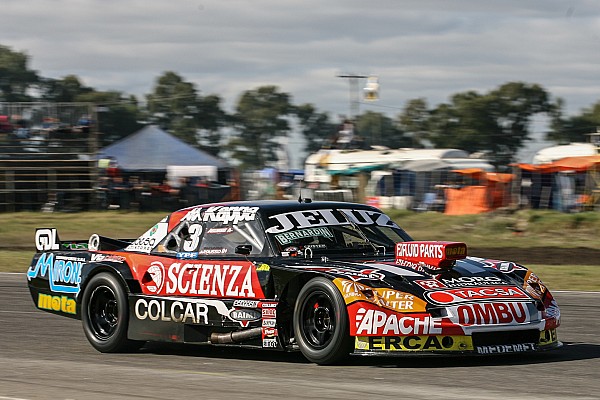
left=470, top=247, right=600, bottom=266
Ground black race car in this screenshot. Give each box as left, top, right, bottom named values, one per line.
left=27, top=200, right=561, bottom=364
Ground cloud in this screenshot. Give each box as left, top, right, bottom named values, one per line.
left=2, top=0, right=599, bottom=118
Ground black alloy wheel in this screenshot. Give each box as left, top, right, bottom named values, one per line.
left=293, top=277, right=353, bottom=364
left=81, top=272, right=143, bottom=353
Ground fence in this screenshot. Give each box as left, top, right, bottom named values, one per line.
left=0, top=102, right=98, bottom=211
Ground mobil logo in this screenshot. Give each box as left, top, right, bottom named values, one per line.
left=451, top=302, right=533, bottom=325
left=425, top=286, right=529, bottom=305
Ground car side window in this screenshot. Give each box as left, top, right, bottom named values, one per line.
left=155, top=221, right=204, bottom=255
left=199, top=220, right=265, bottom=257
left=154, top=219, right=266, bottom=257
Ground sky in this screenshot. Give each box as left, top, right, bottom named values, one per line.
left=3, top=0, right=600, bottom=163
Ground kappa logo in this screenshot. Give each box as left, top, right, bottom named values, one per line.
left=182, top=206, right=259, bottom=225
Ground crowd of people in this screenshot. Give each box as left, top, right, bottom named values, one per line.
left=96, top=175, right=222, bottom=211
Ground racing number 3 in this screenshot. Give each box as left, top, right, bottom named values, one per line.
left=183, top=224, right=203, bottom=252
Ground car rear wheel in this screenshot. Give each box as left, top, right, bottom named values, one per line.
left=293, top=277, right=353, bottom=364
left=81, top=272, right=143, bottom=352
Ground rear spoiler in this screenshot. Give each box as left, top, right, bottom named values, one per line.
left=35, top=228, right=133, bottom=252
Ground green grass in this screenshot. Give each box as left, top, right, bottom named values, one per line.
left=2, top=210, right=599, bottom=291
left=386, top=209, right=600, bottom=248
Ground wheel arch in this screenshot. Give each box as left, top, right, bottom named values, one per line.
left=276, top=271, right=346, bottom=345
left=77, top=261, right=141, bottom=310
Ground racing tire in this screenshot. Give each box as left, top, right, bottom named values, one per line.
left=81, top=272, right=143, bottom=353
left=293, top=277, right=353, bottom=365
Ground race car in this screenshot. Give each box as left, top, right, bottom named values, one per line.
left=26, top=200, right=561, bottom=364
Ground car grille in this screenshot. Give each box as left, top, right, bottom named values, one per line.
left=472, top=329, right=538, bottom=347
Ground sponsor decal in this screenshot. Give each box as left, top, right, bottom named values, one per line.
left=134, top=298, right=208, bottom=324
left=414, top=279, right=447, bottom=290
left=262, top=319, right=276, bottom=327
left=61, top=242, right=88, bottom=250
left=449, top=302, right=531, bottom=325
left=27, top=253, right=83, bottom=294
left=233, top=299, right=260, bottom=308
left=476, top=343, right=536, bottom=354
left=229, top=308, right=261, bottom=322
left=440, top=276, right=504, bottom=288
left=262, top=327, right=278, bottom=337
left=425, top=286, right=529, bottom=305
left=35, top=228, right=60, bottom=251
left=207, top=226, right=234, bottom=234
left=177, top=252, right=198, bottom=259
left=164, top=261, right=265, bottom=298
left=145, top=261, right=165, bottom=293
left=256, top=263, right=270, bottom=272
left=38, top=293, right=76, bottom=314
left=182, top=206, right=259, bottom=225
left=355, top=335, right=473, bottom=352
left=274, top=227, right=334, bottom=245
left=539, top=329, right=558, bottom=346
left=352, top=306, right=442, bottom=336
left=262, top=308, right=276, bottom=318
left=395, top=241, right=467, bottom=270
left=262, top=338, right=278, bottom=348
left=265, top=208, right=399, bottom=234
left=483, top=260, right=523, bottom=273
left=523, top=270, right=548, bottom=300
left=125, top=222, right=168, bottom=253
left=334, top=278, right=427, bottom=313
left=90, top=253, right=126, bottom=263
left=198, top=248, right=228, bottom=255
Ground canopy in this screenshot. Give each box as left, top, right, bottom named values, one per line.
left=98, top=125, right=228, bottom=171
left=513, top=155, right=600, bottom=173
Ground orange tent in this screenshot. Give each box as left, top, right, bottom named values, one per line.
left=444, top=169, right=515, bottom=214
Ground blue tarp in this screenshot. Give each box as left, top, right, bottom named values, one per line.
left=98, top=125, right=228, bottom=171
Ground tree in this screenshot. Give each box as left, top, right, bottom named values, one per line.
left=196, top=94, right=228, bottom=156
left=228, top=86, right=292, bottom=170
left=397, top=98, right=430, bottom=147
left=355, top=111, right=409, bottom=149
left=295, top=103, right=336, bottom=153
left=38, top=75, right=93, bottom=102
left=0, top=45, right=39, bottom=101
left=146, top=71, right=200, bottom=144
left=428, top=82, right=555, bottom=166
left=76, top=91, right=143, bottom=145
left=548, top=99, right=600, bottom=143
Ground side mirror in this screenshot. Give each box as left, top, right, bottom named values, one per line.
left=235, top=244, right=252, bottom=256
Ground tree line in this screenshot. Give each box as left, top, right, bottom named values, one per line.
left=1, top=44, right=599, bottom=170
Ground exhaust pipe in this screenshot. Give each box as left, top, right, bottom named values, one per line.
left=210, top=327, right=263, bottom=344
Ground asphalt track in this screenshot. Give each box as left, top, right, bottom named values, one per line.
left=1, top=273, right=599, bottom=400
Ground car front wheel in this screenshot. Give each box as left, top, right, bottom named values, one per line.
left=293, top=277, right=353, bottom=364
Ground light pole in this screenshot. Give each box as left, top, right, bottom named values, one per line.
left=337, top=73, right=368, bottom=120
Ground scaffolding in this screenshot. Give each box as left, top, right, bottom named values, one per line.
left=0, top=102, right=99, bottom=212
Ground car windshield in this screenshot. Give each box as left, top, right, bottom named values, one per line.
left=264, top=207, right=412, bottom=256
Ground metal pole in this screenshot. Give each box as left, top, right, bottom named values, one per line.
left=337, top=74, right=367, bottom=120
